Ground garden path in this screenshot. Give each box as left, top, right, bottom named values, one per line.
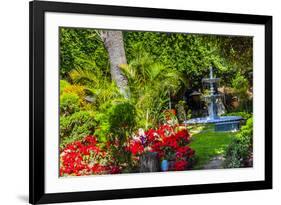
left=203, top=155, right=225, bottom=169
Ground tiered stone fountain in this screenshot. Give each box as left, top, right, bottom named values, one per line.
left=185, top=67, right=243, bottom=131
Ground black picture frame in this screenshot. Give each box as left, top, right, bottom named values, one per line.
left=29, top=0, right=272, bottom=204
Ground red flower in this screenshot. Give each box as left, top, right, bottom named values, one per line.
left=60, top=135, right=115, bottom=176
left=109, top=165, right=122, bottom=174
left=175, top=129, right=189, bottom=139
left=128, top=141, right=144, bottom=155
left=91, top=164, right=106, bottom=174
left=145, top=129, right=158, bottom=143
left=174, top=160, right=188, bottom=171
left=84, top=135, right=97, bottom=145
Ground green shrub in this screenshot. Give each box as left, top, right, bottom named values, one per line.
left=109, top=102, right=136, bottom=133
left=94, top=113, right=110, bottom=143
left=109, top=102, right=136, bottom=166
left=60, top=93, right=80, bottom=116
left=223, top=112, right=252, bottom=120
left=94, top=102, right=137, bottom=167
left=60, top=111, right=97, bottom=146
left=223, top=117, right=253, bottom=168
left=232, top=73, right=249, bottom=95
left=95, top=102, right=137, bottom=143
left=60, top=80, right=70, bottom=94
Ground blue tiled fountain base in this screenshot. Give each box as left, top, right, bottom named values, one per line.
left=184, top=116, right=243, bottom=132
left=214, top=121, right=241, bottom=132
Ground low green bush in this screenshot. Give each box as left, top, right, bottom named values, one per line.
left=60, top=79, right=70, bottom=94
left=223, top=117, right=253, bottom=168
left=60, top=111, right=97, bottom=147
left=94, top=102, right=137, bottom=167
left=60, top=92, right=80, bottom=116
left=95, top=101, right=137, bottom=143
left=108, top=102, right=136, bottom=141
left=223, top=111, right=252, bottom=120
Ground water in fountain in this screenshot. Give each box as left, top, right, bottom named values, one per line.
left=184, top=67, right=243, bottom=131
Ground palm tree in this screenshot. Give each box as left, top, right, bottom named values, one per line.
left=69, top=67, right=123, bottom=109
left=99, top=30, right=129, bottom=97
left=120, top=49, right=188, bottom=128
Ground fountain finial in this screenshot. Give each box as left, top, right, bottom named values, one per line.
left=210, top=66, right=213, bottom=79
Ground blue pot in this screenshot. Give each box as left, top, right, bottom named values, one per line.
left=161, top=160, right=169, bottom=171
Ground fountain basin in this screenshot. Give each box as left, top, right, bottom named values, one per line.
left=184, top=116, right=244, bottom=132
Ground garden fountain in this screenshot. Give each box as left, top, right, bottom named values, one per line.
left=184, top=67, right=243, bottom=131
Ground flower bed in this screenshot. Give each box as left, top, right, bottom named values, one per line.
left=60, top=135, right=121, bottom=176
left=127, top=125, right=195, bottom=171
left=60, top=124, right=195, bottom=176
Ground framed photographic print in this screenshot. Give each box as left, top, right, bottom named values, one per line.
left=29, top=0, right=272, bottom=204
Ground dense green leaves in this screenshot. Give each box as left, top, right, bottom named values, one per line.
left=223, top=117, right=253, bottom=168
left=60, top=93, right=80, bottom=116
left=60, top=111, right=97, bottom=146
left=59, top=27, right=253, bottom=148
left=124, top=32, right=252, bottom=89
left=60, top=28, right=109, bottom=78
left=120, top=48, right=187, bottom=128
left=60, top=28, right=253, bottom=90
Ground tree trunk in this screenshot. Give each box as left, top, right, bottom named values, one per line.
left=100, top=30, right=129, bottom=97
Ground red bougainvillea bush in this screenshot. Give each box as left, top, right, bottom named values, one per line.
left=60, top=135, right=122, bottom=176
left=60, top=124, right=195, bottom=176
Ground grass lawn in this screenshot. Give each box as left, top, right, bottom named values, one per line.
left=188, top=125, right=236, bottom=169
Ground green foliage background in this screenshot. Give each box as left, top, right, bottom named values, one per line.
left=59, top=27, right=253, bottom=148
left=60, top=28, right=252, bottom=89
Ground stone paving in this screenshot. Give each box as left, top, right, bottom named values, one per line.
left=203, top=155, right=225, bottom=169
